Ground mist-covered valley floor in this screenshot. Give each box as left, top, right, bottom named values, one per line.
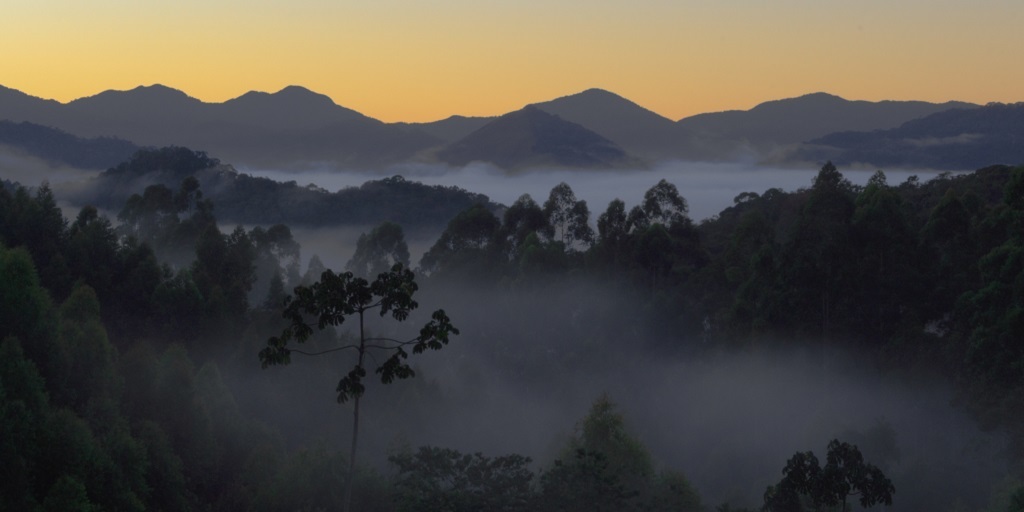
left=2, top=146, right=1022, bottom=511
left=232, top=277, right=1008, bottom=511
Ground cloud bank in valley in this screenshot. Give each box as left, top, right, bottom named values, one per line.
left=243, top=160, right=957, bottom=223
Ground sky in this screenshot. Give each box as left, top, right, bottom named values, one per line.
left=3, top=0, right=1022, bottom=123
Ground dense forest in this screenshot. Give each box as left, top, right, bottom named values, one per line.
left=2, top=146, right=1024, bottom=511
left=69, top=146, right=498, bottom=230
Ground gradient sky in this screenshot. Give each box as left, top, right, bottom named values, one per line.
left=3, top=0, right=1022, bottom=123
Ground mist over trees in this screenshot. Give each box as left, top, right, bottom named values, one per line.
left=2, top=145, right=1024, bottom=510
left=72, top=146, right=499, bottom=231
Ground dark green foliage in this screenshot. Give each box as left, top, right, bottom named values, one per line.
left=774, top=162, right=857, bottom=340
left=1006, top=486, right=1024, bottom=512
left=193, top=225, right=257, bottom=329
left=543, top=182, right=595, bottom=250
left=0, top=338, right=48, bottom=511
left=566, top=394, right=654, bottom=488
left=539, top=395, right=701, bottom=512
left=420, top=203, right=501, bottom=279
left=52, top=284, right=121, bottom=412
left=498, top=194, right=553, bottom=260
left=258, top=443, right=349, bottom=511
left=649, top=470, right=704, bottom=512
left=261, top=263, right=458, bottom=512
left=250, top=223, right=302, bottom=304
left=42, top=475, right=97, bottom=512
left=389, top=446, right=534, bottom=512
left=0, top=245, right=57, bottom=359
left=641, top=178, right=690, bottom=227
left=763, top=439, right=894, bottom=512
left=105, top=146, right=220, bottom=180
left=538, top=449, right=636, bottom=512
left=261, top=264, right=458, bottom=402
left=254, top=444, right=394, bottom=512
left=595, top=198, right=630, bottom=269
left=348, top=221, right=411, bottom=278
left=0, top=183, right=71, bottom=298
left=8, top=148, right=1024, bottom=512
left=89, top=149, right=498, bottom=229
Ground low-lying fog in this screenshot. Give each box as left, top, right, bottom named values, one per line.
left=4, top=154, right=999, bottom=509
left=0, top=147, right=101, bottom=187
left=242, top=160, right=961, bottom=222
left=247, top=160, right=961, bottom=270
left=243, top=281, right=1007, bottom=511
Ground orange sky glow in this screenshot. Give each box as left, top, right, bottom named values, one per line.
left=3, top=0, right=1022, bottom=123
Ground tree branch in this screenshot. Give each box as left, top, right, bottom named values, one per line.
left=290, top=345, right=360, bottom=357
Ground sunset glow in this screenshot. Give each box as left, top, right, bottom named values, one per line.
left=3, top=0, right=1022, bottom=122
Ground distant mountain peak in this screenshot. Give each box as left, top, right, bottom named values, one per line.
left=229, top=85, right=334, bottom=103
left=273, top=85, right=336, bottom=104
left=530, top=86, right=676, bottom=157
left=131, top=83, right=183, bottom=93
left=120, top=84, right=193, bottom=99
left=437, top=105, right=630, bottom=170
left=71, top=84, right=199, bottom=107
left=277, top=84, right=315, bottom=94
left=749, top=92, right=848, bottom=111
left=797, top=92, right=845, bottom=100
left=219, top=85, right=367, bottom=124
left=538, top=87, right=637, bottom=108
left=517, top=104, right=547, bottom=116
left=569, top=87, right=624, bottom=99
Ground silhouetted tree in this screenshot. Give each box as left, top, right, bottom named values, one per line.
left=260, top=264, right=458, bottom=512
left=346, top=221, right=410, bottom=278
left=498, top=194, right=552, bottom=260
left=543, top=182, right=594, bottom=250
left=419, top=203, right=501, bottom=278
left=763, top=439, right=894, bottom=512
left=389, top=446, right=534, bottom=512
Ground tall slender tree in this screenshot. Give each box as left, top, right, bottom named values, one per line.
left=260, top=264, right=458, bottom=512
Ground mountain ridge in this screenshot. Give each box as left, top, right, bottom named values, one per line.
left=799, top=102, right=1024, bottom=169
left=436, top=105, right=631, bottom=170
left=0, top=84, right=1006, bottom=170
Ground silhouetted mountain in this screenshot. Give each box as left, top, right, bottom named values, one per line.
left=531, top=88, right=683, bottom=159
left=800, top=103, right=1024, bottom=169
left=0, top=84, right=441, bottom=169
left=436, top=106, right=631, bottom=170
left=0, top=84, right=999, bottom=170
left=0, top=85, right=65, bottom=122
left=214, top=85, right=370, bottom=130
left=677, top=92, right=978, bottom=150
left=400, top=115, right=495, bottom=143
left=0, top=120, right=139, bottom=169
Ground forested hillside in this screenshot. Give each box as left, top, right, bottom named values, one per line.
left=72, top=146, right=499, bottom=229
left=2, top=146, right=1024, bottom=510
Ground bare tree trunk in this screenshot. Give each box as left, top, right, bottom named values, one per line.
left=342, top=312, right=367, bottom=512
left=343, top=393, right=360, bottom=512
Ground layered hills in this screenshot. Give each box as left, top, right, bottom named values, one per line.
left=3, top=84, right=1021, bottom=170
left=435, top=105, right=632, bottom=170
left=800, top=102, right=1024, bottom=170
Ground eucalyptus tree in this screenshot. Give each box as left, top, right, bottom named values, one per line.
left=543, top=182, right=595, bottom=250
left=419, top=203, right=501, bottom=279
left=763, top=439, right=894, bottom=512
left=499, top=194, right=552, bottom=260
left=346, top=221, right=410, bottom=278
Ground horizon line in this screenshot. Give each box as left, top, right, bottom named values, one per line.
left=2, top=82, right=992, bottom=125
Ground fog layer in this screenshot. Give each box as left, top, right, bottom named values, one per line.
left=242, top=160, right=961, bottom=221
left=236, top=277, right=1006, bottom=511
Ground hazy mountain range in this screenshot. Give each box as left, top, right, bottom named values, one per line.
left=1, top=84, right=1020, bottom=171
